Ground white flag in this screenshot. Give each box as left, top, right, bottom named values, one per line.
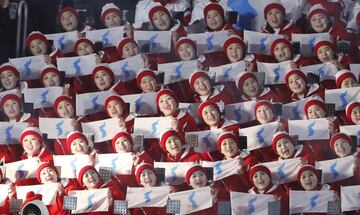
left=257, top=60, right=292, bottom=84
left=185, top=129, right=223, bottom=153
left=201, top=158, right=239, bottom=181
left=341, top=185, right=360, bottom=212
left=188, top=31, right=228, bottom=54
left=325, top=87, right=360, bottom=111
left=0, top=122, right=28, bottom=144
left=291, top=33, right=331, bottom=57
left=53, top=155, right=92, bottom=179
left=45, top=31, right=79, bottom=53
left=289, top=190, right=336, bottom=214
left=109, top=54, right=145, bottom=82
left=225, top=101, right=256, bottom=123
left=126, top=186, right=170, bottom=208
left=86, top=26, right=124, bottom=47
left=282, top=97, right=309, bottom=120
left=168, top=186, right=212, bottom=215
left=288, top=118, right=329, bottom=141
left=121, top=92, right=157, bottom=115
left=159, top=60, right=197, bottom=84
left=9, top=55, right=47, bottom=80
left=81, top=118, right=120, bottom=143
left=76, top=91, right=116, bottom=116
left=23, top=87, right=63, bottom=109
left=95, top=153, right=133, bottom=175
left=68, top=188, right=109, bottom=214
left=209, top=60, right=246, bottom=82
left=39, top=117, right=74, bottom=139
left=301, top=62, right=338, bottom=81
left=339, top=125, right=360, bottom=145
left=179, top=103, right=200, bottom=124
left=0, top=184, right=10, bottom=206
left=239, top=122, right=279, bottom=150
left=261, top=158, right=302, bottom=184
left=16, top=183, right=58, bottom=205
left=350, top=64, right=360, bottom=80
left=4, top=158, right=39, bottom=182
left=315, top=156, right=355, bottom=183
left=133, top=117, right=172, bottom=139
left=244, top=30, right=285, bottom=56
left=134, top=30, right=172, bottom=53
left=154, top=162, right=195, bottom=186
left=57, top=54, right=97, bottom=77
left=230, top=191, right=275, bottom=215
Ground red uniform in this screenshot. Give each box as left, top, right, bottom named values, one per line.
left=261, top=21, right=302, bottom=40
left=193, top=85, right=233, bottom=105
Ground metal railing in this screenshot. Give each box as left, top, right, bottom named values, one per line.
left=15, top=0, right=28, bottom=57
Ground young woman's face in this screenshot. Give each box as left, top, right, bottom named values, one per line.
left=300, top=170, right=318, bottom=191
left=288, top=73, right=306, bottom=95
left=351, top=106, right=360, bottom=125
left=1, top=70, right=18, bottom=90
left=22, top=135, right=42, bottom=156
left=77, top=42, right=94, bottom=56
left=60, top=11, right=78, bottom=32
left=57, top=100, right=74, bottom=118
left=94, top=70, right=113, bottom=91
left=158, top=94, right=178, bottom=116
left=140, top=169, right=157, bottom=188
left=70, top=138, right=89, bottom=155
left=3, top=99, right=21, bottom=120
left=252, top=171, right=271, bottom=191
left=42, top=72, right=61, bottom=87
left=206, top=10, right=224, bottom=30
left=40, top=167, right=58, bottom=183
left=226, top=43, right=244, bottom=63
left=266, top=8, right=284, bottom=29
left=165, top=135, right=183, bottom=157
left=152, top=10, right=171, bottom=31
left=194, top=77, right=211, bottom=96
left=340, top=77, right=358, bottom=88
left=30, top=39, right=48, bottom=56
left=115, top=136, right=133, bottom=153
left=82, top=169, right=100, bottom=189
left=273, top=42, right=292, bottom=62
left=256, top=105, right=274, bottom=124
left=140, top=75, right=157, bottom=93
left=106, top=100, right=124, bottom=118
left=202, top=105, right=220, bottom=127
left=333, top=138, right=352, bottom=157
left=242, top=77, right=259, bottom=98
left=307, top=104, right=325, bottom=119
left=276, top=138, right=295, bottom=159
left=104, top=12, right=122, bottom=28
left=220, top=137, right=238, bottom=159
left=317, top=45, right=334, bottom=63
left=189, top=170, right=208, bottom=189
left=178, top=43, right=196, bottom=61
left=310, top=13, right=329, bottom=33
left=121, top=42, right=139, bottom=59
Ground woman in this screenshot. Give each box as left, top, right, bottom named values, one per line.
left=345, top=102, right=360, bottom=125
left=58, top=7, right=91, bottom=33
left=334, top=69, right=359, bottom=89
left=101, top=3, right=133, bottom=38
left=65, top=131, right=97, bottom=157
left=0, top=63, right=19, bottom=92
left=20, top=127, right=52, bottom=162
left=314, top=40, right=352, bottom=70
left=104, top=95, right=134, bottom=133
left=203, top=2, right=235, bottom=33
left=136, top=69, right=159, bottom=93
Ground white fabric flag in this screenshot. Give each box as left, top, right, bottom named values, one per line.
left=261, top=158, right=302, bottom=184
left=76, top=91, right=116, bottom=116
left=239, top=122, right=279, bottom=150
left=289, top=190, right=336, bottom=214
left=133, top=117, right=172, bottom=138
left=179, top=103, right=200, bottom=123
left=230, top=191, right=275, bottom=215
left=126, top=186, right=170, bottom=208
left=53, top=155, right=92, bottom=179
left=134, top=30, right=171, bottom=53
left=121, top=92, right=157, bottom=115
left=282, top=97, right=309, bottom=120
left=339, top=125, right=360, bottom=145
left=86, top=26, right=124, bottom=47
left=257, top=60, right=292, bottom=84
left=95, top=153, right=133, bottom=175
left=0, top=184, right=10, bottom=206
left=0, top=122, right=28, bottom=144
left=168, top=186, right=212, bottom=215
left=315, top=156, right=355, bottom=183
left=325, top=87, right=360, bottom=111
left=45, top=31, right=79, bottom=53
left=9, top=55, right=47, bottom=80
left=350, top=64, right=360, bottom=80
left=16, top=183, right=58, bottom=205
left=154, top=162, right=195, bottom=186
left=81, top=118, right=120, bottom=143
left=341, top=185, right=360, bottom=212
left=57, top=54, right=97, bottom=77
left=301, top=62, right=338, bottom=81
left=159, top=60, right=197, bottom=84
left=225, top=101, right=257, bottom=124
left=4, top=158, right=39, bottom=182
left=23, top=87, right=63, bottom=109
left=244, top=30, right=285, bottom=55
left=68, top=188, right=109, bottom=214
left=109, top=54, right=145, bottom=82
left=288, top=118, right=329, bottom=141
left=188, top=31, right=228, bottom=54
left=201, top=158, right=239, bottom=181
left=185, top=129, right=223, bottom=153
left=209, top=60, right=246, bottom=82
left=291, top=33, right=331, bottom=57
left=39, top=117, right=74, bottom=139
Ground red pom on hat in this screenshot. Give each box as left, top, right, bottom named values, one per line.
left=20, top=127, right=43, bottom=147
left=77, top=165, right=99, bottom=187
left=21, top=191, right=43, bottom=209
left=101, top=3, right=122, bottom=25
left=0, top=63, right=20, bottom=79
left=223, top=35, right=246, bottom=59
left=284, top=69, right=307, bottom=91
left=159, top=129, right=183, bottom=152
left=0, top=94, right=21, bottom=110
left=329, top=132, right=353, bottom=155
left=111, top=131, right=133, bottom=153
left=40, top=65, right=60, bottom=86
left=303, top=96, right=326, bottom=118
left=254, top=100, right=274, bottom=118
left=197, top=101, right=220, bottom=122
left=26, top=31, right=49, bottom=50
left=73, top=38, right=94, bottom=54
left=185, top=165, right=206, bottom=185
left=148, top=5, right=171, bottom=23
left=189, top=71, right=211, bottom=91
left=117, top=37, right=138, bottom=58
left=235, top=72, right=257, bottom=93
left=104, top=95, right=125, bottom=117
left=270, top=38, right=292, bottom=57
left=335, top=69, right=357, bottom=88
left=297, top=164, right=320, bottom=182
left=135, top=163, right=156, bottom=185
left=203, top=3, right=225, bottom=20
left=271, top=132, right=294, bottom=154
left=346, top=101, right=360, bottom=123
left=314, top=40, right=335, bottom=56
left=36, top=162, right=59, bottom=183
left=156, top=89, right=178, bottom=107
left=264, top=3, right=285, bottom=18
left=66, top=131, right=88, bottom=154
left=249, top=165, right=272, bottom=185
left=174, top=37, right=196, bottom=59
left=58, top=7, right=79, bottom=20
left=136, top=69, right=157, bottom=89
left=217, top=131, right=238, bottom=152
left=91, top=64, right=114, bottom=86
left=53, top=96, right=74, bottom=117
left=307, top=4, right=329, bottom=21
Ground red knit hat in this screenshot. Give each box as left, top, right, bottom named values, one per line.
left=189, top=71, right=211, bottom=91
left=66, top=131, right=88, bottom=154
left=101, top=3, right=122, bottom=25
left=160, top=129, right=183, bottom=152
left=36, top=162, right=59, bottom=183
left=26, top=31, right=49, bottom=50
left=40, top=65, right=60, bottom=86
left=148, top=5, right=171, bottom=23
left=20, top=127, right=43, bottom=147
left=329, top=132, right=353, bottom=155
left=303, top=96, right=326, bottom=118
left=346, top=102, right=360, bottom=123
left=136, top=69, right=157, bottom=89
left=223, top=35, right=246, bottom=58
left=203, top=3, right=225, bottom=20
left=104, top=95, right=125, bottom=117
left=117, top=37, right=138, bottom=58
left=185, top=165, right=206, bottom=185
left=91, top=64, right=115, bottom=84
left=21, top=191, right=43, bottom=209
left=58, top=7, right=79, bottom=20
left=264, top=3, right=285, bottom=18
left=314, top=40, right=335, bottom=56
left=135, top=163, right=156, bottom=185
left=156, top=89, right=178, bottom=107
left=0, top=63, right=20, bottom=78
left=197, top=101, right=220, bottom=122
left=297, top=164, right=320, bottom=182
left=73, top=38, right=94, bottom=54
left=335, top=69, right=357, bottom=88
left=271, top=132, right=294, bottom=154
left=249, top=165, right=272, bottom=185
left=217, top=131, right=238, bottom=152
left=77, top=165, right=99, bottom=187
left=284, top=69, right=307, bottom=90
left=174, top=37, right=197, bottom=59
left=307, top=4, right=329, bottom=21
left=235, top=72, right=258, bottom=93
left=270, top=38, right=292, bottom=57
left=0, top=94, right=21, bottom=109
left=53, top=96, right=74, bottom=117
left=111, top=131, right=133, bottom=152
left=254, top=100, right=274, bottom=117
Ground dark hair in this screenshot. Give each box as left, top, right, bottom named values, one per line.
left=23, top=203, right=41, bottom=215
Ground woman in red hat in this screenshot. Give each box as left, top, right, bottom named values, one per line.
left=103, top=95, right=134, bottom=133
left=135, top=69, right=160, bottom=93
left=100, top=3, right=133, bottom=38
left=296, top=164, right=331, bottom=191
left=58, top=7, right=91, bottom=33
left=0, top=63, right=20, bottom=92
left=335, top=69, right=359, bottom=89
left=203, top=2, right=237, bottom=33
left=345, top=102, right=360, bottom=125
left=65, top=131, right=98, bottom=158
left=20, top=127, right=53, bottom=162
left=0, top=168, right=15, bottom=214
